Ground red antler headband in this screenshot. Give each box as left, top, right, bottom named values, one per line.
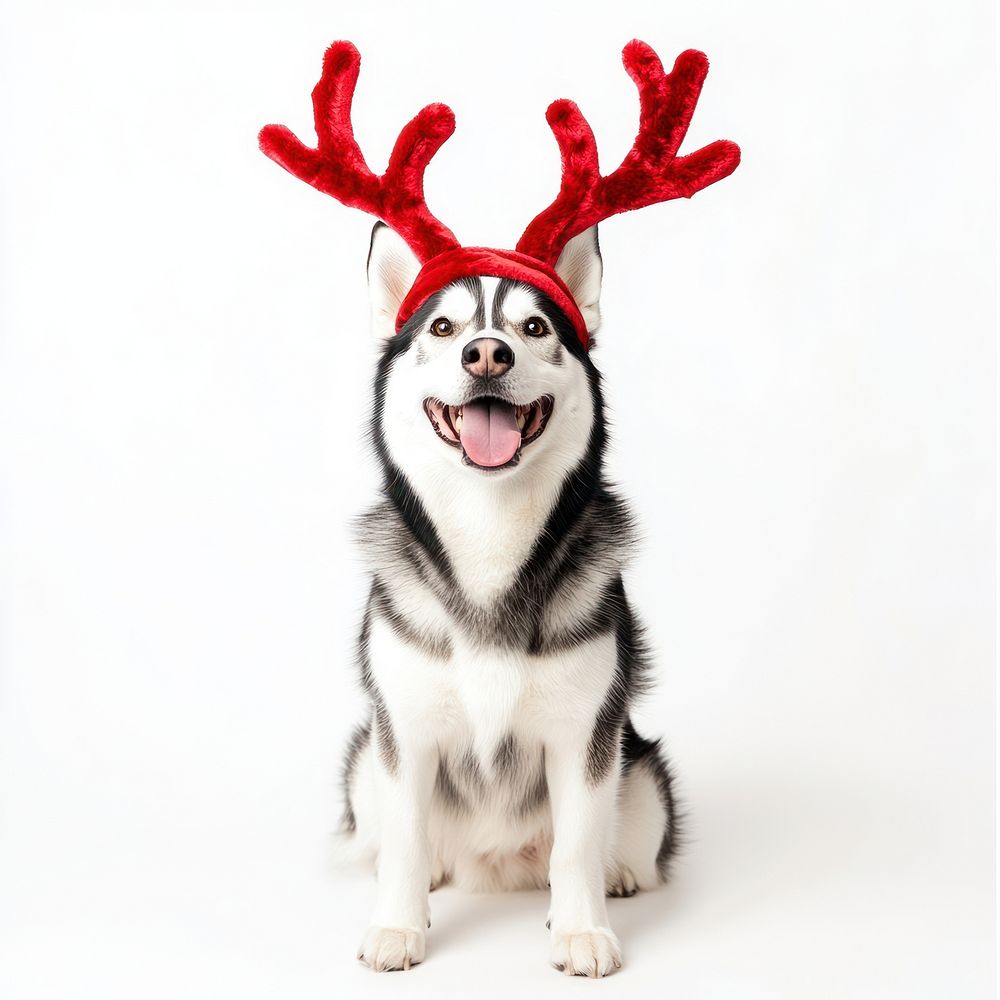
left=260, top=40, right=740, bottom=349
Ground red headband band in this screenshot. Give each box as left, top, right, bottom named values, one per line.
left=260, top=40, right=740, bottom=351
left=396, top=247, right=589, bottom=347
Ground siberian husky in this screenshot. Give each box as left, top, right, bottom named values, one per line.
left=342, top=222, right=678, bottom=976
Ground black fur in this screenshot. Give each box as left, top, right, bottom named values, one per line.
left=339, top=721, right=371, bottom=833
left=621, top=720, right=682, bottom=877
left=356, top=599, right=400, bottom=774
left=434, top=757, right=468, bottom=814
left=585, top=577, right=654, bottom=784
left=432, top=741, right=550, bottom=820
left=491, top=277, right=515, bottom=329
left=493, top=733, right=519, bottom=777
left=459, top=275, right=487, bottom=330
left=367, top=297, right=455, bottom=586
left=371, top=578, right=452, bottom=660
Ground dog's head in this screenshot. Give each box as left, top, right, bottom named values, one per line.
left=262, top=39, right=738, bottom=514
left=368, top=222, right=604, bottom=488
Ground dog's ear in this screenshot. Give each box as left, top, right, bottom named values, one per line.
left=554, top=225, right=602, bottom=335
left=367, top=222, right=422, bottom=340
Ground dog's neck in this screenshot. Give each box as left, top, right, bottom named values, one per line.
left=389, top=457, right=593, bottom=607
left=422, top=465, right=570, bottom=606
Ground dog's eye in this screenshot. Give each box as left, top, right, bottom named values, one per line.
left=430, top=317, right=453, bottom=337
left=523, top=317, right=548, bottom=337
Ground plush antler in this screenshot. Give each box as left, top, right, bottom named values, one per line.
left=516, top=41, right=741, bottom=266
left=259, top=41, right=460, bottom=262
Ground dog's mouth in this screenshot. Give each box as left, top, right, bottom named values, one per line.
left=422, top=395, right=554, bottom=470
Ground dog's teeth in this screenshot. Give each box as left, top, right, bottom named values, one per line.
left=516, top=413, right=526, bottom=430
left=454, top=414, right=463, bottom=432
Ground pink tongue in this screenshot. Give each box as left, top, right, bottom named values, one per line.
left=459, top=400, right=521, bottom=468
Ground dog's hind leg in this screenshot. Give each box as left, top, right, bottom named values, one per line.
left=332, top=719, right=380, bottom=869
left=607, top=720, right=679, bottom=894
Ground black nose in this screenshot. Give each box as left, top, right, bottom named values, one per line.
left=461, top=338, right=515, bottom=379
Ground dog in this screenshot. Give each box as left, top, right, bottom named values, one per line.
left=258, top=37, right=739, bottom=977
left=340, top=221, right=677, bottom=976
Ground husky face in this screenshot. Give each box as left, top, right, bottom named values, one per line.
left=380, top=279, right=595, bottom=494
left=368, top=223, right=603, bottom=488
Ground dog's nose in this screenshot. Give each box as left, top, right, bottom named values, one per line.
left=461, top=338, right=515, bottom=379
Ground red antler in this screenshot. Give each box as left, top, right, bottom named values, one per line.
left=259, top=41, right=460, bottom=262
left=516, top=41, right=741, bottom=266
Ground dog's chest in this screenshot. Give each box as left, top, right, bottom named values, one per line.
left=368, top=603, right=616, bottom=768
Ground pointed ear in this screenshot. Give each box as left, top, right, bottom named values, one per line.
left=554, top=225, right=602, bottom=334
left=367, top=222, right=422, bottom=340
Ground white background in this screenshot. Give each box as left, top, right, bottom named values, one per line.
left=0, top=1, right=994, bottom=997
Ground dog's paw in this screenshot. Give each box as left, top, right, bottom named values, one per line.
left=606, top=864, right=638, bottom=898
left=549, top=927, right=622, bottom=977
left=357, top=926, right=425, bottom=972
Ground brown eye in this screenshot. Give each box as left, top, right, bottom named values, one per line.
left=523, top=317, right=548, bottom=337
left=430, top=317, right=453, bottom=337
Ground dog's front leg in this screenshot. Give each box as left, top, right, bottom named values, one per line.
left=544, top=732, right=622, bottom=977
left=357, top=731, right=436, bottom=972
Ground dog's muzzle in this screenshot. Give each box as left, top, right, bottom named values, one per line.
left=423, top=395, right=554, bottom=470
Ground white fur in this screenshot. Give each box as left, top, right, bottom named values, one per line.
left=554, top=226, right=603, bottom=334
left=367, top=223, right=422, bottom=340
